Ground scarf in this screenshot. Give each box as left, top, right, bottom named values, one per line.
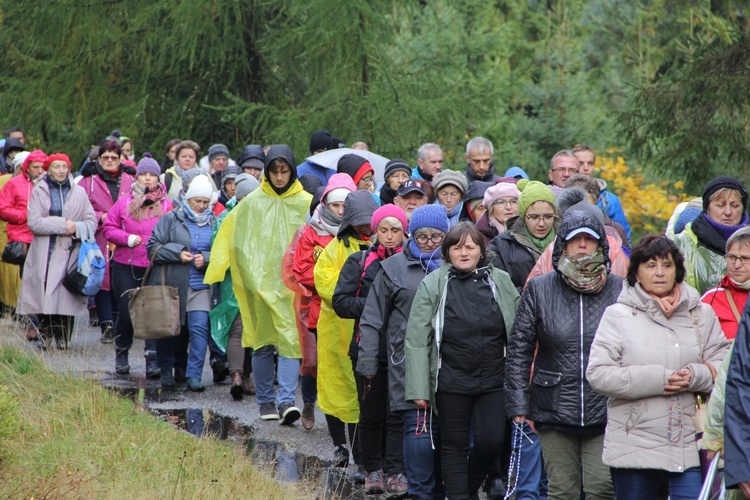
left=408, top=238, right=442, bottom=272
left=181, top=199, right=213, bottom=227
left=730, top=277, right=750, bottom=290
left=704, top=212, right=750, bottom=241
left=488, top=215, right=506, bottom=236
left=363, top=243, right=403, bottom=273
left=557, top=251, right=607, bottom=294
left=128, top=183, right=166, bottom=221
left=641, top=283, right=681, bottom=318
left=524, top=225, right=556, bottom=252
left=310, top=204, right=341, bottom=237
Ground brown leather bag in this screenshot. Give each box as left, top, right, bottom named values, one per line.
left=125, top=244, right=181, bottom=340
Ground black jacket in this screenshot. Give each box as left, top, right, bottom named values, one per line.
left=438, top=267, right=506, bottom=394
left=724, top=310, right=750, bottom=489
left=505, top=210, right=622, bottom=427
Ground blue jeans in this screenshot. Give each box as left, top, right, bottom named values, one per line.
left=610, top=466, right=702, bottom=500
left=253, top=345, right=300, bottom=407
left=402, top=408, right=443, bottom=500
left=506, top=421, right=545, bottom=500
left=186, top=310, right=210, bottom=380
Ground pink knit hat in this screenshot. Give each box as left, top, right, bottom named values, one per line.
left=371, top=204, right=408, bottom=232
left=483, top=182, right=521, bottom=209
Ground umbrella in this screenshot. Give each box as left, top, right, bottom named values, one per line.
left=306, top=148, right=390, bottom=182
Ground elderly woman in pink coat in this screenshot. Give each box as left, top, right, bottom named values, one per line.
left=17, top=153, right=97, bottom=350
left=77, top=140, right=136, bottom=344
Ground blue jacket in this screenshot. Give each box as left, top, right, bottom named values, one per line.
left=725, top=309, right=750, bottom=490
left=296, top=160, right=334, bottom=186
left=597, top=181, right=631, bottom=244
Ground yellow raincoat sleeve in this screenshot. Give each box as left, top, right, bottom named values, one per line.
left=313, top=237, right=360, bottom=423
left=204, top=208, right=236, bottom=285
left=230, top=180, right=311, bottom=358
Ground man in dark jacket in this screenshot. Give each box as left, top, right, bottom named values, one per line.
left=506, top=208, right=622, bottom=500
left=724, top=311, right=750, bottom=496
left=464, top=137, right=500, bottom=185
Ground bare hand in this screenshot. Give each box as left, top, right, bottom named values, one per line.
left=739, top=481, right=750, bottom=499
left=100, top=212, right=107, bottom=223
left=664, top=370, right=691, bottom=395
left=65, top=220, right=76, bottom=235
left=705, top=449, right=725, bottom=461
left=193, top=253, right=205, bottom=269
left=513, top=415, right=526, bottom=424
left=132, top=235, right=142, bottom=247
left=414, top=399, right=427, bottom=409
left=179, top=250, right=194, bottom=263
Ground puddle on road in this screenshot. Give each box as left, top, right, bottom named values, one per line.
left=102, top=374, right=177, bottom=405
left=151, top=408, right=365, bottom=499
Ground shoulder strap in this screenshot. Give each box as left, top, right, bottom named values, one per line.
left=165, top=172, right=173, bottom=193
left=141, top=244, right=166, bottom=285
left=725, top=288, right=742, bottom=323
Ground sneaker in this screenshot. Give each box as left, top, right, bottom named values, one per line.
left=365, top=469, right=385, bottom=494
left=333, top=445, right=350, bottom=468
left=385, top=473, right=408, bottom=498
left=160, top=369, right=175, bottom=388
left=115, top=350, right=130, bottom=375
left=259, top=402, right=280, bottom=420
left=301, top=403, right=315, bottom=430
left=186, top=377, right=205, bottom=392
left=145, top=350, right=159, bottom=379
left=279, top=403, right=301, bottom=426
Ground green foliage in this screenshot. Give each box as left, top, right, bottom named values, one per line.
left=0, top=383, right=20, bottom=464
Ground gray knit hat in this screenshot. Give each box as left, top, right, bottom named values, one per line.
left=208, top=144, right=230, bottom=163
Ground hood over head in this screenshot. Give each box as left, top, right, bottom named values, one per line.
left=22, top=150, right=48, bottom=176
left=337, top=153, right=373, bottom=185
left=264, top=144, right=297, bottom=194
left=236, top=144, right=265, bottom=170
left=552, top=208, right=610, bottom=272
left=321, top=173, right=357, bottom=207
left=338, top=190, right=379, bottom=244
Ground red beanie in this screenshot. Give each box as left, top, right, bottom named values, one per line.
left=353, top=162, right=374, bottom=185
left=43, top=153, right=71, bottom=170
left=371, top=204, right=408, bottom=233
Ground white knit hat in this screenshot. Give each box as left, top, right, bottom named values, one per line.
left=325, top=187, right=351, bottom=205
left=185, top=174, right=214, bottom=200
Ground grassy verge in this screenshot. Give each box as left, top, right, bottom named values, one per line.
left=0, top=346, right=299, bottom=498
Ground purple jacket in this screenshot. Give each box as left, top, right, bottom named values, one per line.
left=77, top=171, right=136, bottom=290
left=102, top=193, right=173, bottom=269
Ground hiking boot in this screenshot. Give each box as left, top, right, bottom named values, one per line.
left=484, top=477, right=507, bottom=500
left=186, top=377, right=205, bottom=392
left=333, top=445, right=350, bottom=468
left=160, top=369, right=175, bottom=388
left=242, top=375, right=256, bottom=395
left=365, top=469, right=385, bottom=494
left=385, top=473, right=408, bottom=498
left=100, top=321, right=115, bottom=344
left=230, top=372, right=244, bottom=401
left=115, top=349, right=130, bottom=375
left=301, top=403, right=315, bottom=430
left=211, top=357, right=229, bottom=383
left=145, top=350, right=159, bottom=379
left=279, top=403, right=301, bottom=426
left=259, top=402, right=279, bottom=420
left=174, top=365, right=187, bottom=383
left=351, top=464, right=367, bottom=484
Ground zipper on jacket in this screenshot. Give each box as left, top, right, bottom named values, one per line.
left=579, top=294, right=584, bottom=427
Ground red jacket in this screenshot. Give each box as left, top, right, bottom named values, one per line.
left=0, top=151, right=48, bottom=244
left=293, top=224, right=334, bottom=330
left=701, top=275, right=749, bottom=340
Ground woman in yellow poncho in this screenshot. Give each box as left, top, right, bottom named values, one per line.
left=314, top=190, right=378, bottom=465
left=228, top=145, right=311, bottom=424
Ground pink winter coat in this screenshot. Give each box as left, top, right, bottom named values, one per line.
left=17, top=174, right=97, bottom=316
left=102, top=193, right=174, bottom=268
left=76, top=169, right=135, bottom=291
left=0, top=151, right=48, bottom=244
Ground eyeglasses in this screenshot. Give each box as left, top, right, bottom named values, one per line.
left=725, top=254, right=750, bottom=265
left=493, top=199, right=518, bottom=206
left=550, top=167, right=579, bottom=175
left=414, top=233, right=444, bottom=245
left=525, top=214, right=556, bottom=223
left=100, top=155, right=120, bottom=161
left=360, top=175, right=374, bottom=185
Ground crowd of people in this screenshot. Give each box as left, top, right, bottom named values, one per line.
left=0, top=125, right=748, bottom=499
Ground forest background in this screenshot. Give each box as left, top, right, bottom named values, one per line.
left=1, top=0, right=749, bottom=241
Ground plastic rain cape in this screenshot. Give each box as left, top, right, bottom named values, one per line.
left=314, top=235, right=364, bottom=423
left=218, top=179, right=311, bottom=358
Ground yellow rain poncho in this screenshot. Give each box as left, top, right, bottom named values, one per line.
left=227, top=178, right=311, bottom=358
left=314, top=235, right=368, bottom=423
left=0, top=173, right=21, bottom=308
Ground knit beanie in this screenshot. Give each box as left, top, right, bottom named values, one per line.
left=44, top=153, right=71, bottom=169
left=136, top=153, right=161, bottom=177
left=337, top=153, right=373, bottom=184
left=13, top=151, right=30, bottom=171
left=208, top=144, right=230, bottom=163
left=309, top=129, right=334, bottom=154
left=409, top=204, right=449, bottom=234
left=220, top=165, right=243, bottom=186
left=384, top=158, right=411, bottom=179
left=517, top=180, right=557, bottom=218
left=234, top=173, right=260, bottom=201
left=483, top=182, right=521, bottom=209
left=185, top=174, right=214, bottom=200
left=433, top=170, right=468, bottom=195
left=325, top=188, right=351, bottom=205
left=702, top=176, right=748, bottom=210
left=371, top=204, right=408, bottom=233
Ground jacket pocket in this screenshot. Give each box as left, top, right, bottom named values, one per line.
left=625, top=399, right=643, bottom=433
left=532, top=369, right=562, bottom=412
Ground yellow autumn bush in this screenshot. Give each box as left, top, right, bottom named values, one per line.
left=597, top=150, right=694, bottom=242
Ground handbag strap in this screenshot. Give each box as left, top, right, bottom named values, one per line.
left=724, top=288, right=742, bottom=323
left=141, top=244, right=166, bottom=285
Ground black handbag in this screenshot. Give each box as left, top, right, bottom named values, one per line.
left=1, top=240, right=27, bottom=265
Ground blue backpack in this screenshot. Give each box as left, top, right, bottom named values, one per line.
left=63, top=222, right=106, bottom=296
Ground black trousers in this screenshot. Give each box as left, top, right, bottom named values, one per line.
left=38, top=314, right=73, bottom=342
left=111, top=262, right=157, bottom=353
left=356, top=365, right=404, bottom=474
left=436, top=389, right=506, bottom=500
